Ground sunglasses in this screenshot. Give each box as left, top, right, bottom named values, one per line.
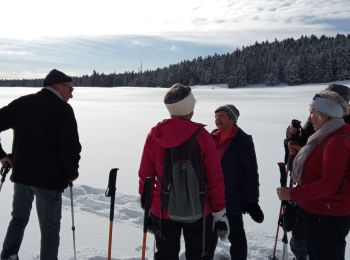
left=60, top=83, right=74, bottom=92
left=312, top=93, right=321, bottom=100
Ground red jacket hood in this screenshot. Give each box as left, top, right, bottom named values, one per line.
left=150, top=119, right=205, bottom=148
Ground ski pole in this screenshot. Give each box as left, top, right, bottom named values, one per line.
left=105, top=168, right=118, bottom=260
left=0, top=162, right=11, bottom=192
left=281, top=230, right=289, bottom=260
left=69, top=182, right=77, bottom=260
left=141, top=177, right=152, bottom=260
left=278, top=162, right=289, bottom=260
left=271, top=204, right=283, bottom=259
left=271, top=162, right=288, bottom=260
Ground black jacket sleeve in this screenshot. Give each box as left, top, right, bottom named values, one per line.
left=0, top=102, right=16, bottom=159
left=57, top=104, right=82, bottom=181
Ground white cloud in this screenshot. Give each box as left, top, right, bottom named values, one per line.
left=0, top=0, right=349, bottom=78
left=0, top=50, right=31, bottom=56
left=0, top=0, right=349, bottom=45
left=170, top=45, right=181, bottom=51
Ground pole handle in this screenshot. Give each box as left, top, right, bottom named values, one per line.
left=277, top=162, right=288, bottom=187
left=142, top=177, right=153, bottom=233
left=105, top=168, right=118, bottom=197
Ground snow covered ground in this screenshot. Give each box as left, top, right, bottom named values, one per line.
left=0, top=82, right=349, bottom=259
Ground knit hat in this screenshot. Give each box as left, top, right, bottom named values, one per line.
left=165, top=92, right=196, bottom=116
left=43, top=69, right=73, bottom=87
left=310, top=91, right=347, bottom=118
left=325, top=84, right=350, bottom=103
left=215, top=104, right=240, bottom=123
left=164, top=84, right=196, bottom=116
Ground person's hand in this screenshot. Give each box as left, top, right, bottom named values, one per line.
left=288, top=141, right=302, bottom=156
left=245, top=203, right=264, bottom=223
left=66, top=172, right=79, bottom=183
left=277, top=187, right=291, bottom=201
left=212, top=208, right=230, bottom=240
left=286, top=125, right=298, bottom=139
left=0, top=156, right=12, bottom=168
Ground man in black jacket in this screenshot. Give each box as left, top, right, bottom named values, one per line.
left=0, top=69, right=81, bottom=260
left=212, top=104, right=264, bottom=260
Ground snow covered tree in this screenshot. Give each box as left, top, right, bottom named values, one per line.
left=332, top=47, right=350, bottom=80
left=286, top=56, right=302, bottom=85
left=228, top=62, right=247, bottom=88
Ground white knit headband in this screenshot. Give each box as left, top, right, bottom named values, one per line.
left=165, top=92, right=196, bottom=116
left=310, top=97, right=344, bottom=118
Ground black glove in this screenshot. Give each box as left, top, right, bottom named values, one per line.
left=278, top=202, right=297, bottom=232
left=246, top=203, right=264, bottom=223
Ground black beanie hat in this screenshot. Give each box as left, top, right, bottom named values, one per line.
left=215, top=104, right=240, bottom=123
left=43, top=69, right=73, bottom=87
left=325, top=84, right=350, bottom=103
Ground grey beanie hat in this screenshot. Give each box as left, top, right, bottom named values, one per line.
left=215, top=104, right=240, bottom=123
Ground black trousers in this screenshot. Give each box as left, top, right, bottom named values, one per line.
left=151, top=214, right=218, bottom=260
left=227, top=213, right=247, bottom=260
left=302, top=210, right=350, bottom=260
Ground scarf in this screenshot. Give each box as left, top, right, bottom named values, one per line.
left=291, top=118, right=345, bottom=185
left=213, top=126, right=238, bottom=145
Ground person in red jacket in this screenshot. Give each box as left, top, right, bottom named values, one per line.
left=138, top=83, right=229, bottom=260
left=284, top=84, right=350, bottom=260
left=277, top=90, right=350, bottom=260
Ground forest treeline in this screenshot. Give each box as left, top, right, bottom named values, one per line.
left=1, top=34, right=350, bottom=88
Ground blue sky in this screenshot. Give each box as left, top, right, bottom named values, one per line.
left=0, top=0, right=349, bottom=79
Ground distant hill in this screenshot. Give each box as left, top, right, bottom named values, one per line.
left=1, top=34, right=349, bottom=88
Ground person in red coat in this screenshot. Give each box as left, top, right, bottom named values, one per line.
left=278, top=90, right=350, bottom=260
left=138, top=83, right=228, bottom=260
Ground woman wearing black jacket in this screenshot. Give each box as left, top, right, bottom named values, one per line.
left=212, top=104, right=264, bottom=260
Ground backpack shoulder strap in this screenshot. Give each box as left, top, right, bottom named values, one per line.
left=188, top=126, right=203, bottom=142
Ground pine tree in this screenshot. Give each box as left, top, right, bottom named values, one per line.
left=333, top=47, right=350, bottom=80
left=228, top=62, right=247, bottom=88
left=286, top=56, right=302, bottom=85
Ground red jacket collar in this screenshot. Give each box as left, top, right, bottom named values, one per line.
left=151, top=118, right=205, bottom=148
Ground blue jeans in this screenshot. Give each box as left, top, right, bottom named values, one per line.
left=1, top=183, right=62, bottom=260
